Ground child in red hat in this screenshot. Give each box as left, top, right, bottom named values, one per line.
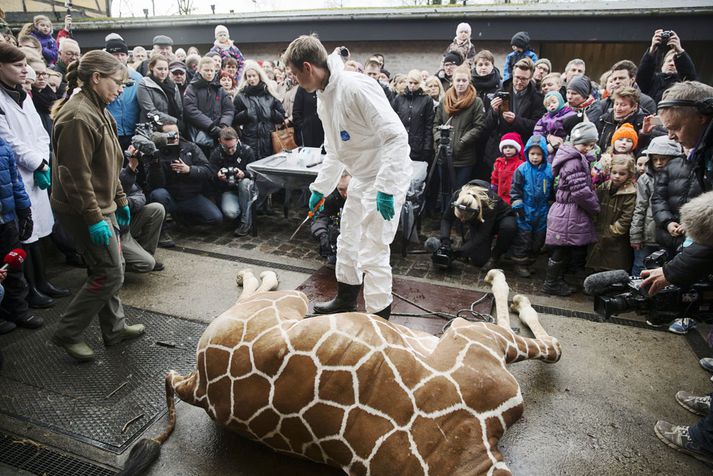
left=491, top=132, right=524, bottom=204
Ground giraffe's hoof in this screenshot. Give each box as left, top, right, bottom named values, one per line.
left=236, top=269, right=254, bottom=287
left=511, top=294, right=530, bottom=312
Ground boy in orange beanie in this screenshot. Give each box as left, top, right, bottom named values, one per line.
left=592, top=123, right=638, bottom=187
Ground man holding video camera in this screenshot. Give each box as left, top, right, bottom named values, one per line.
left=133, top=118, right=222, bottom=229
left=641, top=81, right=713, bottom=464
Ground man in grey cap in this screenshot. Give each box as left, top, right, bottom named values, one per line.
left=136, top=35, right=174, bottom=76
left=169, top=60, right=189, bottom=96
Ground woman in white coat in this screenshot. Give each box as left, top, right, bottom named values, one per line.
left=0, top=43, right=70, bottom=309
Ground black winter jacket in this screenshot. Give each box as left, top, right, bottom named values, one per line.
left=651, top=156, right=703, bottom=249
left=183, top=77, right=234, bottom=133
left=664, top=243, right=713, bottom=288
left=636, top=50, right=697, bottom=104
left=233, top=83, right=285, bottom=159
left=471, top=68, right=501, bottom=111
left=145, top=141, right=214, bottom=201
left=208, top=142, right=256, bottom=191
left=392, top=89, right=435, bottom=163
left=292, top=86, right=324, bottom=148
left=119, top=166, right=146, bottom=214
left=310, top=189, right=345, bottom=239
left=482, top=80, right=545, bottom=171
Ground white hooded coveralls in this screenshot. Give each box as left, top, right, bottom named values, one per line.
left=310, top=54, right=413, bottom=313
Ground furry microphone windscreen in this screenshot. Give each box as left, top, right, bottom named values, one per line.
left=425, top=237, right=442, bottom=253
left=583, top=269, right=631, bottom=296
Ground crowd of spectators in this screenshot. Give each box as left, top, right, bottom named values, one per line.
left=0, top=14, right=707, bottom=323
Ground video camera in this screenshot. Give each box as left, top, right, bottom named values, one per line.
left=220, top=167, right=240, bottom=187
left=135, top=114, right=164, bottom=141
left=586, top=250, right=713, bottom=325
left=425, top=237, right=454, bottom=269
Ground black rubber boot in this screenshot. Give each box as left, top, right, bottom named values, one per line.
left=30, top=242, right=71, bottom=298
left=23, top=246, right=55, bottom=309
left=313, top=282, right=361, bottom=314
left=541, top=259, right=572, bottom=296
left=374, top=304, right=391, bottom=320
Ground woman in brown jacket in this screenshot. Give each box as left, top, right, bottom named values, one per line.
left=50, top=50, right=145, bottom=362
left=433, top=64, right=486, bottom=213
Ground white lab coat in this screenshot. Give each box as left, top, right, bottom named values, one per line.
left=0, top=88, right=54, bottom=243
left=310, top=54, right=413, bottom=312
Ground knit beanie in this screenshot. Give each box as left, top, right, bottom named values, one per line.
left=611, top=123, right=639, bottom=149
left=511, top=31, right=530, bottom=49
left=571, top=122, right=599, bottom=145
left=105, top=37, right=129, bottom=55
left=443, top=51, right=463, bottom=66
left=499, top=132, right=524, bottom=157
left=544, top=91, right=566, bottom=113
left=645, top=135, right=683, bottom=157
left=534, top=58, right=552, bottom=73
left=567, top=75, right=591, bottom=98
left=215, top=25, right=230, bottom=39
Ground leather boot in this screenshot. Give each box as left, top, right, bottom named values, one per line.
left=23, top=246, right=55, bottom=309
left=313, top=282, right=361, bottom=314
left=374, top=304, right=391, bottom=320
left=541, top=259, right=572, bottom=296
left=30, top=243, right=71, bottom=298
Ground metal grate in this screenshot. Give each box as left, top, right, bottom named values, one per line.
left=530, top=304, right=666, bottom=330
left=0, top=305, right=204, bottom=454
left=0, top=432, right=117, bottom=475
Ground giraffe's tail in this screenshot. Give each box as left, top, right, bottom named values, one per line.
left=118, top=373, right=178, bottom=475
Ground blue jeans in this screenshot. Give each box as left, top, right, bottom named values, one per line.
left=631, top=245, right=659, bottom=277
left=149, top=188, right=223, bottom=226
left=220, top=179, right=254, bottom=226
left=689, top=399, right=713, bottom=453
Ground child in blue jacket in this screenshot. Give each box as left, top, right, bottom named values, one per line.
left=509, top=135, right=554, bottom=277
left=502, top=31, right=538, bottom=82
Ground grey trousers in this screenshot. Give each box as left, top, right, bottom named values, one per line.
left=122, top=203, right=165, bottom=273
left=54, top=212, right=126, bottom=344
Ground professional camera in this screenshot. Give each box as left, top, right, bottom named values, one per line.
left=659, top=30, right=673, bottom=45
left=134, top=114, right=163, bottom=140
left=220, top=167, right=240, bottom=187
left=586, top=250, right=713, bottom=325
left=432, top=244, right=454, bottom=269
left=437, top=124, right=453, bottom=144
left=338, top=46, right=350, bottom=58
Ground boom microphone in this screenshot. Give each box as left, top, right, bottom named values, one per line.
left=583, top=269, right=631, bottom=296
left=425, top=237, right=441, bottom=253
left=150, top=132, right=169, bottom=149
left=1, top=248, right=26, bottom=272
left=131, top=134, right=156, bottom=155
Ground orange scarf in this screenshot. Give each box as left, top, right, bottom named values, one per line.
left=444, top=84, right=476, bottom=116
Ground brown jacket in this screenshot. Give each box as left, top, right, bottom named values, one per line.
left=51, top=88, right=128, bottom=225
left=586, top=180, right=636, bottom=272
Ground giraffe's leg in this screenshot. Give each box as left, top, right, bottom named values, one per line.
left=236, top=269, right=260, bottom=301
left=484, top=269, right=510, bottom=328
left=510, top=295, right=548, bottom=339
left=256, top=270, right=279, bottom=293
left=509, top=294, right=562, bottom=363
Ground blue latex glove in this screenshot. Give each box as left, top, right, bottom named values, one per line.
left=309, top=191, right=324, bottom=213
left=88, top=220, right=112, bottom=246
left=33, top=168, right=51, bottom=190
left=376, top=192, right=395, bottom=221
left=116, top=205, right=131, bottom=227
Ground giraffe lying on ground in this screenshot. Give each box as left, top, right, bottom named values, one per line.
left=121, top=268, right=561, bottom=476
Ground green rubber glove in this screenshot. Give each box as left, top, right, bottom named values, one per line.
left=309, top=191, right=324, bottom=212
left=116, top=205, right=131, bottom=227
left=88, top=220, right=112, bottom=246
left=33, top=168, right=51, bottom=190
left=376, top=191, right=395, bottom=221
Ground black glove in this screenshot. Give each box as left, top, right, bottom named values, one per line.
left=319, top=234, right=331, bottom=257
left=16, top=207, right=33, bottom=241
left=514, top=207, right=525, bottom=220
left=209, top=126, right=221, bottom=139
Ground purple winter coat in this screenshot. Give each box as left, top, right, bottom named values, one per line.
left=545, top=144, right=600, bottom=247
left=29, top=30, right=58, bottom=66
left=532, top=107, right=576, bottom=141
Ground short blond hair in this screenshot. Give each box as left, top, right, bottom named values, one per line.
left=198, top=56, right=215, bottom=69
left=282, top=34, right=328, bottom=72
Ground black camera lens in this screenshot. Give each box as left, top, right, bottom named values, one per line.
left=339, top=47, right=349, bottom=57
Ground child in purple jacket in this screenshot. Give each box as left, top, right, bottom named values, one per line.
left=28, top=15, right=58, bottom=66
left=532, top=91, right=576, bottom=159
left=543, top=122, right=601, bottom=296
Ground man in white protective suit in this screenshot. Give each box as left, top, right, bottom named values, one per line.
left=283, top=35, right=413, bottom=319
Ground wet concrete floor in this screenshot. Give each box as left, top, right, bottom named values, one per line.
left=1, top=222, right=712, bottom=475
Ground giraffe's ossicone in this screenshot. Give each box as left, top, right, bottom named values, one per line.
left=158, top=270, right=561, bottom=476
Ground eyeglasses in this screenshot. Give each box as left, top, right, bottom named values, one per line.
left=171, top=70, right=185, bottom=75
left=443, top=62, right=456, bottom=67
left=107, top=76, right=133, bottom=87
left=513, top=75, right=530, bottom=83
left=36, top=72, right=48, bottom=78
left=63, top=51, right=80, bottom=58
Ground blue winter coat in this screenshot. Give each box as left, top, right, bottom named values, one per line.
left=502, top=49, right=538, bottom=82
left=0, top=137, right=31, bottom=224
left=107, top=68, right=143, bottom=137
left=510, top=135, right=553, bottom=233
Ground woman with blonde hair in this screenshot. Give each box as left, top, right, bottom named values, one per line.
left=51, top=50, right=145, bottom=362
left=437, top=180, right=516, bottom=271
left=392, top=69, right=434, bottom=164
left=425, top=75, right=445, bottom=108
left=232, top=59, right=285, bottom=159
left=433, top=64, right=486, bottom=203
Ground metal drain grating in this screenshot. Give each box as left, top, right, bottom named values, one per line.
left=0, top=432, right=117, bottom=475
left=0, top=305, right=204, bottom=454
left=530, top=304, right=665, bottom=330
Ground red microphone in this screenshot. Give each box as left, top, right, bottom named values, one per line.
left=1, top=248, right=27, bottom=272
